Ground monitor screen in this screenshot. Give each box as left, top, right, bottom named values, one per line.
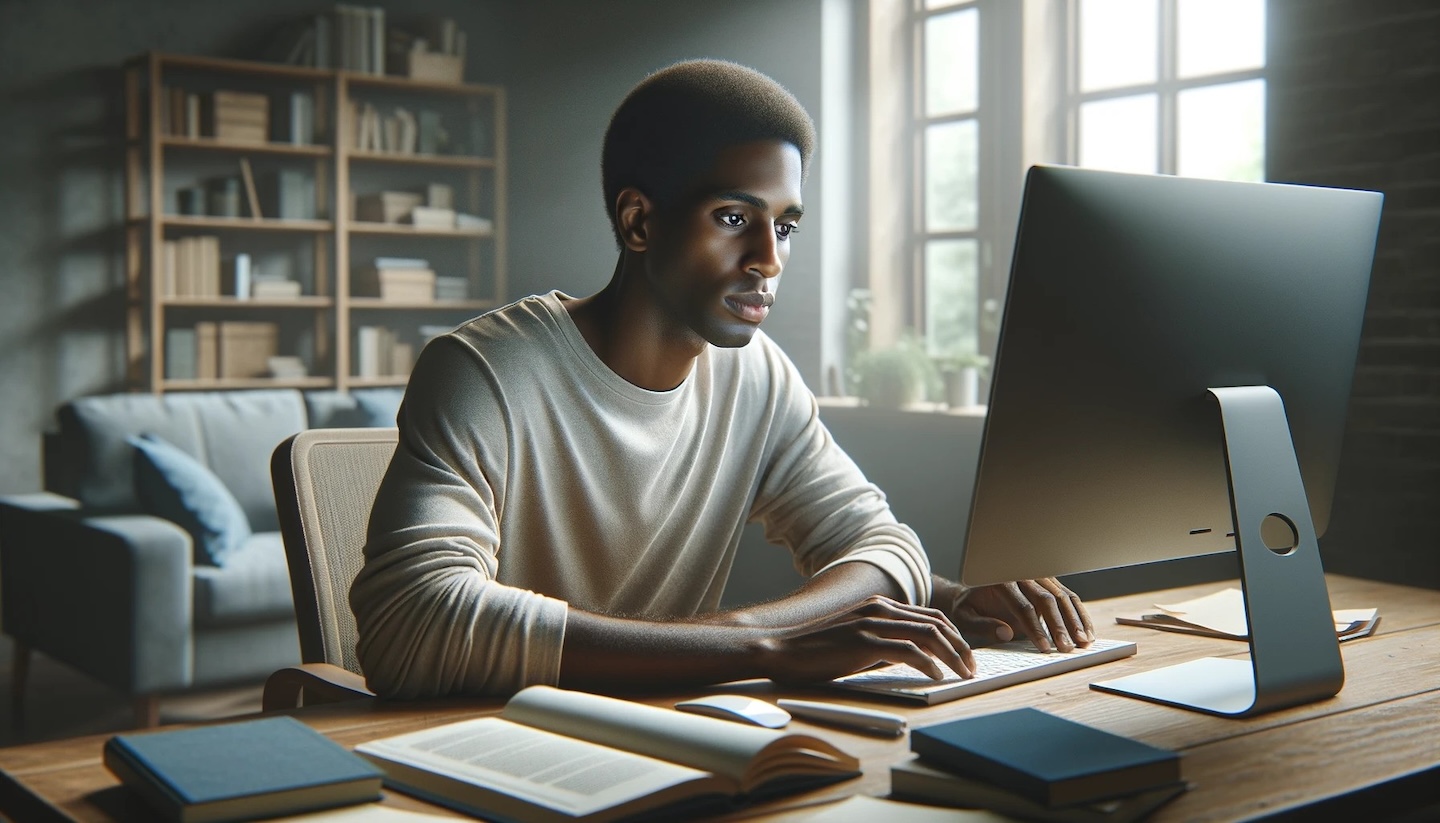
left=960, top=165, right=1384, bottom=587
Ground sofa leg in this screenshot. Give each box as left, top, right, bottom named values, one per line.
left=10, top=642, right=30, bottom=731
left=133, top=695, right=160, bottom=728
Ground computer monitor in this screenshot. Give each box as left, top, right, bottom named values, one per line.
left=959, top=165, right=1383, bottom=717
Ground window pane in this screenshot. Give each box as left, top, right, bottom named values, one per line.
left=926, top=240, right=980, bottom=359
left=1079, top=0, right=1157, bottom=92
left=1079, top=94, right=1157, bottom=173
left=1178, top=0, right=1265, bottom=78
left=1178, top=80, right=1265, bottom=182
left=925, top=119, right=979, bottom=232
left=925, top=8, right=978, bottom=116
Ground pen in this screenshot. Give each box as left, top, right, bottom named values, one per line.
left=776, top=699, right=908, bottom=736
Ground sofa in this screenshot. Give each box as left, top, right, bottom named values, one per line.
left=0, top=388, right=403, bottom=727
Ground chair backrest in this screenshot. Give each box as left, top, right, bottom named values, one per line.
left=271, top=427, right=398, bottom=675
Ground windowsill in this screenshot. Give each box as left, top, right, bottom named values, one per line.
left=816, top=396, right=988, bottom=417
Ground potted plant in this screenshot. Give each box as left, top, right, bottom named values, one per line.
left=934, top=351, right=991, bottom=409
left=851, top=334, right=939, bottom=409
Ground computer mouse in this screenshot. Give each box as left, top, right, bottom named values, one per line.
left=673, top=695, right=792, bottom=728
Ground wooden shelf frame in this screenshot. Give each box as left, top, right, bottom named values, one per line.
left=123, top=51, right=508, bottom=393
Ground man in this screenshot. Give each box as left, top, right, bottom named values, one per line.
left=350, top=59, right=1092, bottom=700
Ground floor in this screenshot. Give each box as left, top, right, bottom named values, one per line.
left=0, top=633, right=263, bottom=749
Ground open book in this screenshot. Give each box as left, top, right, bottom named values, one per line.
left=355, top=685, right=860, bottom=823
left=1115, top=587, right=1379, bottom=642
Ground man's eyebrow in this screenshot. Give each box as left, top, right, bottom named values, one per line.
left=713, top=190, right=805, bottom=217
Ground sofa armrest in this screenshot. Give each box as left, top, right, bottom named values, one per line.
left=0, top=500, right=194, bottom=694
left=262, top=663, right=374, bottom=711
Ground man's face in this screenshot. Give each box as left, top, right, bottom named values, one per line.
left=642, top=139, right=804, bottom=349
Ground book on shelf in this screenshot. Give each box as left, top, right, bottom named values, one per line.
left=218, top=321, right=279, bottom=379
left=194, top=322, right=218, bottom=381
left=256, top=169, right=316, bottom=221
left=425, top=183, right=453, bottom=210
left=273, top=90, right=316, bottom=145
left=356, top=266, right=435, bottom=301
left=165, top=328, right=197, bottom=381
left=250, top=277, right=303, bottom=299
left=103, top=715, right=382, bottom=823
left=909, top=708, right=1180, bottom=808
left=434, top=276, right=468, bottom=301
left=416, top=109, right=445, bottom=154
left=207, top=177, right=242, bottom=219
left=267, top=355, right=309, bottom=379
left=238, top=158, right=262, bottom=219
left=408, top=206, right=455, bottom=229
left=890, top=756, right=1188, bottom=823
left=222, top=253, right=252, bottom=300
left=1114, top=587, right=1380, bottom=642
left=207, top=90, right=269, bottom=143
left=164, top=236, right=222, bottom=297
left=456, top=212, right=493, bottom=232
left=354, top=685, right=860, bottom=823
left=354, top=191, right=423, bottom=224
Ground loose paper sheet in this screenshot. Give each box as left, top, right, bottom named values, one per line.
left=1133, top=587, right=1379, bottom=640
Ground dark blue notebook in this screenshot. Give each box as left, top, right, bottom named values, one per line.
left=103, top=715, right=383, bottom=823
left=910, top=708, right=1180, bottom=808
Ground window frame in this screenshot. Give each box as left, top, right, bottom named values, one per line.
left=1065, top=0, right=1267, bottom=176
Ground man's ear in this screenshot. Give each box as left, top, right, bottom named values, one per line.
left=614, top=187, right=653, bottom=253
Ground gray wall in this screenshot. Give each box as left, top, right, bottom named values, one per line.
left=1268, top=0, right=1440, bottom=590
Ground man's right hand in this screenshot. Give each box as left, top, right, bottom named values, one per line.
left=758, top=595, right=975, bottom=685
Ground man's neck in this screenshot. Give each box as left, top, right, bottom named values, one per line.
left=565, top=257, right=706, bottom=392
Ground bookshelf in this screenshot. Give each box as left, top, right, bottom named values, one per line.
left=122, top=51, right=507, bottom=392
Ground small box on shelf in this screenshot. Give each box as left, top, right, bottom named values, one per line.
left=355, top=191, right=423, bottom=224
left=403, top=51, right=463, bottom=84
left=356, top=260, right=435, bottom=302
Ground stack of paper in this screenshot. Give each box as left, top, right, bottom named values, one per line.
left=1115, top=588, right=1379, bottom=642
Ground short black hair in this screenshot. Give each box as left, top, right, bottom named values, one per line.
left=601, top=59, right=817, bottom=246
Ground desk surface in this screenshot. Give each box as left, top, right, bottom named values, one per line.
left=1, top=574, right=1436, bottom=822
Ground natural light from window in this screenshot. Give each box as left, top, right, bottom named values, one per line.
left=1075, top=0, right=1266, bottom=182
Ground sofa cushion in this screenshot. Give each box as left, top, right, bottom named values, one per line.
left=59, top=390, right=306, bottom=527
left=192, top=532, right=296, bottom=626
left=130, top=433, right=251, bottom=566
left=304, top=388, right=405, bottom=428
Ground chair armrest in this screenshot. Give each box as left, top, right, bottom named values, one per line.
left=263, top=663, right=375, bottom=711
left=0, top=501, right=194, bottom=693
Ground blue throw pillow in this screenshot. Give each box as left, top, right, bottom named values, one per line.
left=128, top=433, right=251, bottom=566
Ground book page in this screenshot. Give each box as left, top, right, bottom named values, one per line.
left=502, top=686, right=854, bottom=790
left=356, top=717, right=719, bottom=818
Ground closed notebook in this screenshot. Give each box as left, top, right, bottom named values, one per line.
left=890, top=755, right=1187, bottom=822
left=909, top=708, right=1180, bottom=808
left=103, top=715, right=383, bottom=823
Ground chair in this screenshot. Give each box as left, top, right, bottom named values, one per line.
left=262, top=427, right=399, bottom=710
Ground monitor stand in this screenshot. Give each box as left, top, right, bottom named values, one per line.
left=1091, top=386, right=1345, bottom=717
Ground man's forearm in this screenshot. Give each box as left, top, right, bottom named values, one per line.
left=557, top=562, right=902, bottom=689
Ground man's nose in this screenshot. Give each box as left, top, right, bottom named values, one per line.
left=746, top=224, right=784, bottom=279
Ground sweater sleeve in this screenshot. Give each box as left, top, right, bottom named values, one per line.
left=748, top=343, right=933, bottom=606
left=349, top=336, right=568, bottom=699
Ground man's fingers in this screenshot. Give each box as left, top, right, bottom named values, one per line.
left=1004, top=581, right=1055, bottom=652
left=1037, top=578, right=1094, bottom=645
left=854, top=616, right=972, bottom=678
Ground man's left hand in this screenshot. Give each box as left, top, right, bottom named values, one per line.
left=932, top=576, right=1094, bottom=653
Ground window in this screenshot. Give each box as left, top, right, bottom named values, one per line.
left=1072, top=0, right=1266, bottom=180
left=866, top=1, right=1266, bottom=380
left=917, top=1, right=984, bottom=361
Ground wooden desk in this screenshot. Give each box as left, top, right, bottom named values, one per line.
left=1, top=574, right=1436, bottom=822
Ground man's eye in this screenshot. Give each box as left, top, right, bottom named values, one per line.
left=776, top=223, right=800, bottom=240
left=720, top=213, right=746, bottom=228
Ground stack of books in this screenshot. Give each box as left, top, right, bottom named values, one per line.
left=435, top=276, right=468, bottom=301
left=209, top=91, right=269, bottom=143
left=893, top=708, right=1187, bottom=822
left=356, top=257, right=435, bottom=302
left=161, top=236, right=222, bottom=297
left=354, top=191, right=423, bottom=224
left=354, top=325, right=414, bottom=379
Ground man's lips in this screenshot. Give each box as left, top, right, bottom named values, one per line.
left=725, top=292, right=774, bottom=323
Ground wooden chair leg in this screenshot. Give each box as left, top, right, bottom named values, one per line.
left=133, top=695, right=160, bottom=728
left=10, top=642, right=30, bottom=732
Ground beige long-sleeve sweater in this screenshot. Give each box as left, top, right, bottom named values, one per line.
left=349, top=291, right=932, bottom=699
